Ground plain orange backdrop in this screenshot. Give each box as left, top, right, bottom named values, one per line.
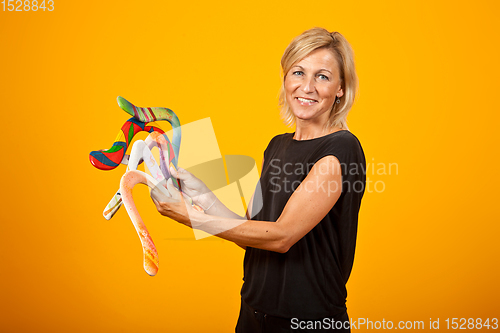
left=0, top=0, right=499, bottom=332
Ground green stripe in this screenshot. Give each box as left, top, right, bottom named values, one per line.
left=106, top=145, right=123, bottom=153
left=128, top=125, right=134, bottom=144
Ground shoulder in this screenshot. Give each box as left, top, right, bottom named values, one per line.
left=315, top=130, right=364, bottom=156
left=323, top=130, right=362, bottom=148
left=264, top=133, right=293, bottom=152
left=313, top=130, right=365, bottom=167
left=269, top=132, right=293, bottom=145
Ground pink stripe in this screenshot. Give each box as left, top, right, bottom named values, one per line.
left=142, top=107, right=151, bottom=122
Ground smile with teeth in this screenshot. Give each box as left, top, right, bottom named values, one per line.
left=296, top=97, right=318, bottom=105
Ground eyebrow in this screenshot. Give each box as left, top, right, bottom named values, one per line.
left=291, top=65, right=333, bottom=74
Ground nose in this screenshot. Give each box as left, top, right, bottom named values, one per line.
left=300, top=76, right=316, bottom=94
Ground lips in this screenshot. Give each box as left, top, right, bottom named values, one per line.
left=296, top=97, right=318, bottom=105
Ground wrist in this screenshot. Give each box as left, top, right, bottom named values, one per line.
left=197, top=191, right=217, bottom=211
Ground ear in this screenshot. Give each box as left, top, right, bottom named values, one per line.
left=337, top=85, right=344, bottom=98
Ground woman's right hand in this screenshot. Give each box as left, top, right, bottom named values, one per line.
left=169, top=166, right=216, bottom=211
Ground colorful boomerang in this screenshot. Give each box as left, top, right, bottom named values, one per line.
left=117, top=133, right=202, bottom=276
left=89, top=96, right=182, bottom=170
left=120, top=170, right=168, bottom=276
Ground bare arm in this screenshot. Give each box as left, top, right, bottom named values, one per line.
left=169, top=166, right=247, bottom=220
left=172, top=158, right=265, bottom=250
left=202, top=157, right=264, bottom=219
left=153, top=155, right=342, bottom=253
left=204, top=158, right=264, bottom=250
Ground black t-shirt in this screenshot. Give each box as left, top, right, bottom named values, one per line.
left=241, top=130, right=366, bottom=319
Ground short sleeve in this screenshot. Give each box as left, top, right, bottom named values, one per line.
left=263, top=134, right=282, bottom=161
left=313, top=132, right=365, bottom=178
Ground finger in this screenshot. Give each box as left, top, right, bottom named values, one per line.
left=170, top=166, right=191, bottom=180
left=169, top=165, right=178, bottom=177
left=168, top=167, right=183, bottom=189
left=151, top=196, right=159, bottom=208
left=151, top=185, right=172, bottom=203
left=166, top=178, right=181, bottom=201
left=180, top=191, right=194, bottom=206
left=167, top=179, right=193, bottom=207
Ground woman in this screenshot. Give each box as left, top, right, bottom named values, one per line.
left=152, top=27, right=366, bottom=333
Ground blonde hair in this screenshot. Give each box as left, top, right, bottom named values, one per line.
left=278, top=27, right=358, bottom=130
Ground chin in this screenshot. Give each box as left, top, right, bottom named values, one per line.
left=292, top=109, right=318, bottom=120
left=293, top=109, right=330, bottom=124
left=294, top=115, right=312, bottom=121
left=292, top=113, right=309, bottom=121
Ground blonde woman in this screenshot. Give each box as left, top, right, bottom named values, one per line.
left=153, top=27, right=366, bottom=333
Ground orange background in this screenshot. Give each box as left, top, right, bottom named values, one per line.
left=0, top=0, right=499, bottom=332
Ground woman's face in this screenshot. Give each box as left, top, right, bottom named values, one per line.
left=285, top=48, right=344, bottom=125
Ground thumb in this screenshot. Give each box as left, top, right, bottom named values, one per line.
left=171, top=166, right=191, bottom=180
left=166, top=178, right=181, bottom=200
left=169, top=166, right=178, bottom=178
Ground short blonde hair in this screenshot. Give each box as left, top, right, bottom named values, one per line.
left=278, top=27, right=358, bottom=130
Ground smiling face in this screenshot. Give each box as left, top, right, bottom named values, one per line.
left=284, top=48, right=344, bottom=125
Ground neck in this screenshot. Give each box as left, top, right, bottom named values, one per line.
left=293, top=120, right=341, bottom=141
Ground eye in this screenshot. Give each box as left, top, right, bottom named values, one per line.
left=292, top=70, right=304, bottom=76
left=318, top=74, right=329, bottom=81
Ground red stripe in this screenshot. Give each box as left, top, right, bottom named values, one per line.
left=148, top=108, right=156, bottom=121
left=132, top=105, right=140, bottom=119
left=103, top=149, right=125, bottom=164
